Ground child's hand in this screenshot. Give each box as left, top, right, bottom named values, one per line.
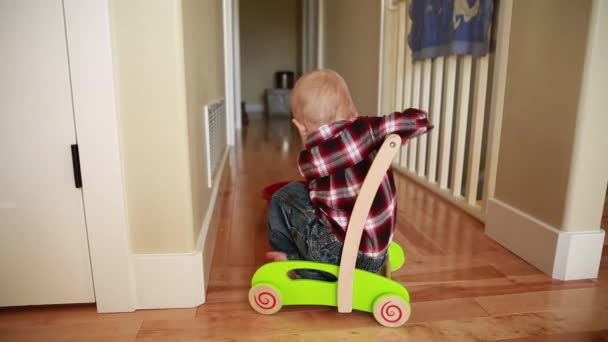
left=292, top=118, right=308, bottom=146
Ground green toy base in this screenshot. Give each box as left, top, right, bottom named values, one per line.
left=249, top=242, right=410, bottom=321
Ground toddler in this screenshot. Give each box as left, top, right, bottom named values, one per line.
left=267, top=69, right=431, bottom=280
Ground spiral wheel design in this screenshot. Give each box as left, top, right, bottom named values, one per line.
left=248, top=284, right=282, bottom=315
left=373, top=294, right=410, bottom=327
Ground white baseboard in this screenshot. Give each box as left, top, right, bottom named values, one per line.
left=247, top=111, right=264, bottom=120
left=200, top=147, right=229, bottom=295
left=133, top=252, right=204, bottom=309
left=485, top=198, right=605, bottom=281
left=132, top=148, right=230, bottom=309
left=245, top=103, right=264, bottom=113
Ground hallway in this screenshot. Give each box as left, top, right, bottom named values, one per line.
left=1, top=117, right=607, bottom=341
left=182, top=117, right=608, bottom=340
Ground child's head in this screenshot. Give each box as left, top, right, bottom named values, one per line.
left=290, top=69, right=358, bottom=135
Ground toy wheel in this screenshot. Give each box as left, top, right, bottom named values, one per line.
left=249, top=283, right=282, bottom=315
left=373, top=294, right=410, bottom=327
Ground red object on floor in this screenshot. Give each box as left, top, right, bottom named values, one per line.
left=260, top=181, right=305, bottom=201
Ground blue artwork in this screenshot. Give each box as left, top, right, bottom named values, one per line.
left=408, top=0, right=494, bottom=60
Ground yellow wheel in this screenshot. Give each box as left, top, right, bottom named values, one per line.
left=248, top=283, right=282, bottom=315
left=373, top=294, right=410, bottom=327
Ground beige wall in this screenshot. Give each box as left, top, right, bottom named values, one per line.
left=182, top=0, right=225, bottom=243
left=324, top=0, right=381, bottom=115
left=494, top=0, right=592, bottom=229
left=110, top=0, right=224, bottom=253
left=240, top=0, right=300, bottom=105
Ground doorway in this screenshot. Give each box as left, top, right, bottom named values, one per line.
left=231, top=0, right=323, bottom=127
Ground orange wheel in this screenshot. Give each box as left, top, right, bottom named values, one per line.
left=248, top=284, right=282, bottom=315
left=373, top=294, right=410, bottom=327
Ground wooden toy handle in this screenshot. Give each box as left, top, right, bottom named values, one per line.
left=337, top=134, right=402, bottom=313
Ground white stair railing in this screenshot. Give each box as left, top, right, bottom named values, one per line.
left=382, top=0, right=512, bottom=222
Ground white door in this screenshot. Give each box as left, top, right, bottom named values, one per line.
left=0, top=1, right=95, bottom=306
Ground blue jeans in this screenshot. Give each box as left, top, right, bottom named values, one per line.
left=267, top=182, right=386, bottom=280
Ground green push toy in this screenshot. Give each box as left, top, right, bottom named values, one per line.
left=248, top=134, right=412, bottom=327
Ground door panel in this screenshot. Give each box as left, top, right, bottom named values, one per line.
left=0, top=0, right=95, bottom=306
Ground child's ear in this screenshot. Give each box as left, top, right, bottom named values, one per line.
left=292, top=118, right=307, bottom=134
left=292, top=118, right=308, bottom=145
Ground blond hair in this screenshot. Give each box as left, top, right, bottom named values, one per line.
left=290, top=69, right=358, bottom=130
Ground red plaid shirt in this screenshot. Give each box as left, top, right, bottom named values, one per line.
left=298, top=109, right=431, bottom=257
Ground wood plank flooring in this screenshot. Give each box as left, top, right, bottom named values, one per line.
left=1, top=117, right=607, bottom=341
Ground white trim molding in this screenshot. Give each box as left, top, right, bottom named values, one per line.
left=133, top=148, right=229, bottom=309
left=485, top=199, right=605, bottom=281
left=223, top=0, right=236, bottom=145
left=481, top=0, right=512, bottom=206
left=302, top=0, right=319, bottom=74
left=63, top=0, right=135, bottom=313
left=201, top=148, right=229, bottom=294
left=245, top=103, right=265, bottom=113
left=316, top=0, right=325, bottom=69
left=133, top=252, right=204, bottom=309
left=385, top=0, right=401, bottom=11
left=233, top=0, right=242, bottom=131
left=377, top=0, right=385, bottom=115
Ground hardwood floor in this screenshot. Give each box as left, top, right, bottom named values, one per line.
left=1, top=117, right=607, bottom=341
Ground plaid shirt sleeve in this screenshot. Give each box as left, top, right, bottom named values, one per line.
left=298, top=120, right=375, bottom=181
left=369, top=108, right=432, bottom=144
left=298, top=109, right=431, bottom=181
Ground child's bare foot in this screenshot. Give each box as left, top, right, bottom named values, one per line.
left=266, top=251, right=288, bottom=261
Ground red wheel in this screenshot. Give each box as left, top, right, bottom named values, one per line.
left=248, top=284, right=282, bottom=315
left=373, top=294, right=410, bottom=327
